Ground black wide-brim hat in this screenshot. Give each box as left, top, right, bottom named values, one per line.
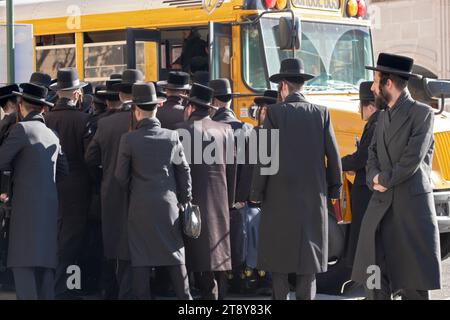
left=192, top=71, right=210, bottom=86
left=112, top=69, right=145, bottom=93
left=351, top=81, right=375, bottom=101
left=366, top=53, right=422, bottom=79
left=269, top=58, right=315, bottom=83
left=0, top=84, right=20, bottom=102
left=158, top=71, right=191, bottom=90
left=254, top=90, right=278, bottom=105
left=29, top=72, right=52, bottom=88
left=14, top=83, right=54, bottom=107
left=209, top=78, right=241, bottom=101
left=96, top=80, right=121, bottom=101
left=49, top=68, right=88, bottom=91
left=185, top=83, right=216, bottom=109
left=132, top=83, right=166, bottom=111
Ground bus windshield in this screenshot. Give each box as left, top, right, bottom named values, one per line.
left=242, top=18, right=374, bottom=93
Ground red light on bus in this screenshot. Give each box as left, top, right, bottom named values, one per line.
left=357, top=0, right=367, bottom=17
left=263, top=0, right=277, bottom=9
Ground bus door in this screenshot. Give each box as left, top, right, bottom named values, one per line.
left=208, top=22, right=232, bottom=81
left=126, top=28, right=161, bottom=82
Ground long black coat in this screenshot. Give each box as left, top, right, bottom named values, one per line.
left=212, top=108, right=254, bottom=202
left=85, top=106, right=131, bottom=260
left=176, top=111, right=236, bottom=272
left=341, top=111, right=379, bottom=266
left=157, top=96, right=185, bottom=130
left=0, top=112, right=17, bottom=145
left=352, top=91, right=441, bottom=291
left=250, top=93, right=342, bottom=274
left=115, top=118, right=192, bottom=267
left=44, top=98, right=92, bottom=262
left=0, top=112, right=67, bottom=268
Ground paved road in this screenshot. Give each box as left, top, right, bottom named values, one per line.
left=1, top=258, right=449, bottom=300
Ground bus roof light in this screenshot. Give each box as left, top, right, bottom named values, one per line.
left=276, top=0, right=287, bottom=10
left=263, top=0, right=276, bottom=9
left=357, top=0, right=367, bottom=17
left=346, top=0, right=358, bottom=17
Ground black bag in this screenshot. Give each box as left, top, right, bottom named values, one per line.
left=181, top=202, right=201, bottom=239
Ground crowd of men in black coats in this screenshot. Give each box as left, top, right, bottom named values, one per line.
left=0, top=52, right=442, bottom=300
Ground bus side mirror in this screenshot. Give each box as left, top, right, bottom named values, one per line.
left=279, top=16, right=301, bottom=51
left=424, top=78, right=450, bottom=115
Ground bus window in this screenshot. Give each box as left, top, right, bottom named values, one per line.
left=35, top=34, right=76, bottom=79
left=329, top=30, right=373, bottom=87
left=248, top=18, right=373, bottom=93
left=209, top=22, right=231, bottom=80
left=159, top=27, right=208, bottom=79
left=241, top=24, right=268, bottom=91
left=84, top=30, right=145, bottom=85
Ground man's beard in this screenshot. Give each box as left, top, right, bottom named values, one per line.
left=374, top=85, right=392, bottom=110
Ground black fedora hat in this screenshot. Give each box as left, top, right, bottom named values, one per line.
left=152, top=82, right=167, bottom=99
left=93, top=85, right=107, bottom=105
left=94, top=84, right=107, bottom=95
left=110, top=73, right=122, bottom=80
left=93, top=95, right=107, bottom=108
left=366, top=53, right=422, bottom=79
left=112, top=69, right=144, bottom=93
left=186, top=83, right=216, bottom=109
left=352, top=81, right=375, bottom=102
left=30, top=72, right=58, bottom=104
left=29, top=72, right=52, bottom=88
left=132, top=82, right=166, bottom=111
left=49, top=68, right=88, bottom=91
left=192, top=71, right=210, bottom=86
left=14, top=83, right=54, bottom=107
left=97, top=79, right=121, bottom=101
left=209, top=78, right=237, bottom=102
left=158, top=71, right=191, bottom=90
left=0, top=84, right=20, bottom=103
left=254, top=90, right=278, bottom=106
left=269, top=58, right=315, bottom=83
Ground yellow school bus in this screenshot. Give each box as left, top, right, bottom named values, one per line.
left=2, top=0, right=450, bottom=293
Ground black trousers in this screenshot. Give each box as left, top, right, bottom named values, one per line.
left=116, top=259, right=133, bottom=299
left=271, top=273, right=316, bottom=300
left=100, top=259, right=119, bottom=299
left=366, top=224, right=430, bottom=300
left=55, top=174, right=91, bottom=297
left=194, top=271, right=228, bottom=300
left=131, top=265, right=192, bottom=300
left=12, top=267, right=54, bottom=300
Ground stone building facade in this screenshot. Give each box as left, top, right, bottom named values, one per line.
left=368, top=0, right=450, bottom=109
